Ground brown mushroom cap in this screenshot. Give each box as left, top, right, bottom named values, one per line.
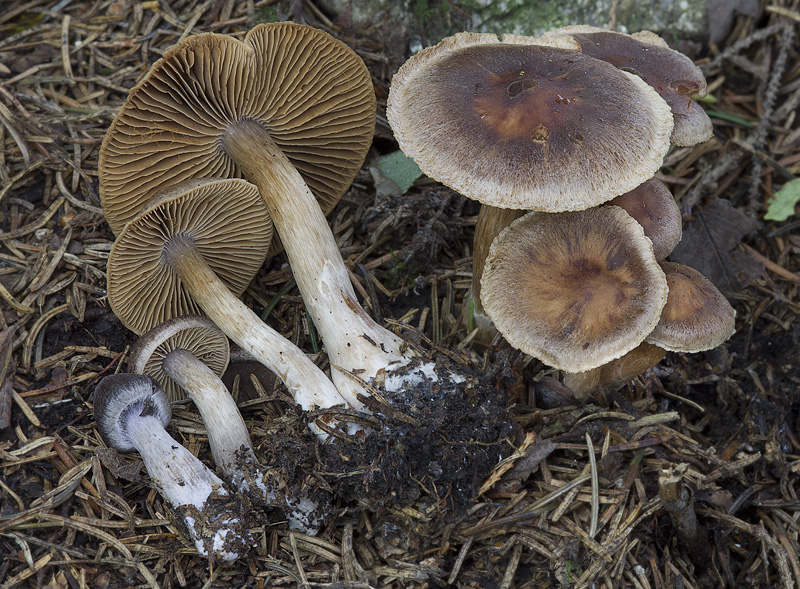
left=481, top=207, right=668, bottom=372
left=606, top=178, right=682, bottom=261
left=100, top=22, right=375, bottom=236
left=646, top=262, right=736, bottom=352
left=129, top=315, right=230, bottom=401
left=387, top=32, right=673, bottom=212
left=545, top=25, right=713, bottom=147
left=107, top=178, right=272, bottom=335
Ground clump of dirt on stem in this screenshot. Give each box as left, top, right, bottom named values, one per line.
left=258, top=350, right=516, bottom=541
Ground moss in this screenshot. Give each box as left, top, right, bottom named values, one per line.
left=249, top=4, right=279, bottom=25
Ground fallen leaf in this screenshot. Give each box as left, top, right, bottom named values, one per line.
left=764, top=178, right=800, bottom=221
left=95, top=447, right=143, bottom=483
left=707, top=0, right=761, bottom=46
left=669, top=198, right=764, bottom=292
left=372, top=151, right=423, bottom=194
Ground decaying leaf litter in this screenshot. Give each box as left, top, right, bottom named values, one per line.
left=1, top=0, right=799, bottom=587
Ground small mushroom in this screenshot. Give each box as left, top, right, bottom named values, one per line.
left=100, top=23, right=430, bottom=408
left=107, top=178, right=348, bottom=415
left=129, top=316, right=324, bottom=533
left=606, top=178, right=682, bottom=261
left=646, top=262, right=736, bottom=352
left=480, top=208, right=668, bottom=373
left=544, top=25, right=713, bottom=146
left=93, top=373, right=255, bottom=561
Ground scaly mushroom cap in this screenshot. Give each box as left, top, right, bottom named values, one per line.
left=129, top=316, right=230, bottom=401
left=107, top=178, right=272, bottom=335
left=646, top=262, right=736, bottom=352
left=387, top=32, right=673, bottom=212
left=545, top=25, right=713, bottom=147
left=100, top=22, right=376, bottom=236
left=481, top=207, right=668, bottom=372
left=607, top=178, right=682, bottom=261
left=94, top=373, right=171, bottom=451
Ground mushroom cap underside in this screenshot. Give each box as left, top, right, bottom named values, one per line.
left=129, top=315, right=231, bottom=401
left=107, top=178, right=272, bottom=336
left=100, top=22, right=376, bottom=235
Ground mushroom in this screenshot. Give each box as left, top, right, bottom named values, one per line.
left=561, top=262, right=736, bottom=398
left=386, top=32, right=674, bottom=344
left=107, top=178, right=349, bottom=416
left=129, top=315, right=324, bottom=533
left=93, top=373, right=255, bottom=561
left=387, top=31, right=673, bottom=212
left=480, top=207, right=668, bottom=373
left=605, top=178, right=682, bottom=261
left=646, top=262, right=736, bottom=352
left=100, top=22, right=430, bottom=409
left=543, top=25, right=713, bottom=147
left=469, top=178, right=681, bottom=344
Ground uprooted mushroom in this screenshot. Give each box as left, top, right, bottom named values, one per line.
left=100, top=22, right=456, bottom=410
left=106, top=178, right=349, bottom=418
left=94, top=373, right=257, bottom=560
left=129, top=315, right=325, bottom=533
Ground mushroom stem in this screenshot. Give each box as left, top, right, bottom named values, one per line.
left=126, top=417, right=248, bottom=558
left=160, top=348, right=324, bottom=533
left=126, top=412, right=226, bottom=508
left=162, top=234, right=348, bottom=412
left=222, top=120, right=415, bottom=406
left=467, top=205, right=525, bottom=342
left=161, top=348, right=255, bottom=472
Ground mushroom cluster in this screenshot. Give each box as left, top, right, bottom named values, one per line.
left=95, top=22, right=497, bottom=558
left=387, top=28, right=734, bottom=397
left=100, top=21, right=467, bottom=416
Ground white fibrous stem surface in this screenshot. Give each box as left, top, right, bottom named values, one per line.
left=163, top=235, right=348, bottom=413
left=124, top=412, right=246, bottom=560
left=223, top=121, right=421, bottom=408
left=162, top=348, right=255, bottom=472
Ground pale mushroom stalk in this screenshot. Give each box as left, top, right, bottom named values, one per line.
left=94, top=374, right=253, bottom=561
left=222, top=121, right=421, bottom=408
left=160, top=348, right=323, bottom=533
left=466, top=205, right=524, bottom=343
left=162, top=234, right=348, bottom=413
